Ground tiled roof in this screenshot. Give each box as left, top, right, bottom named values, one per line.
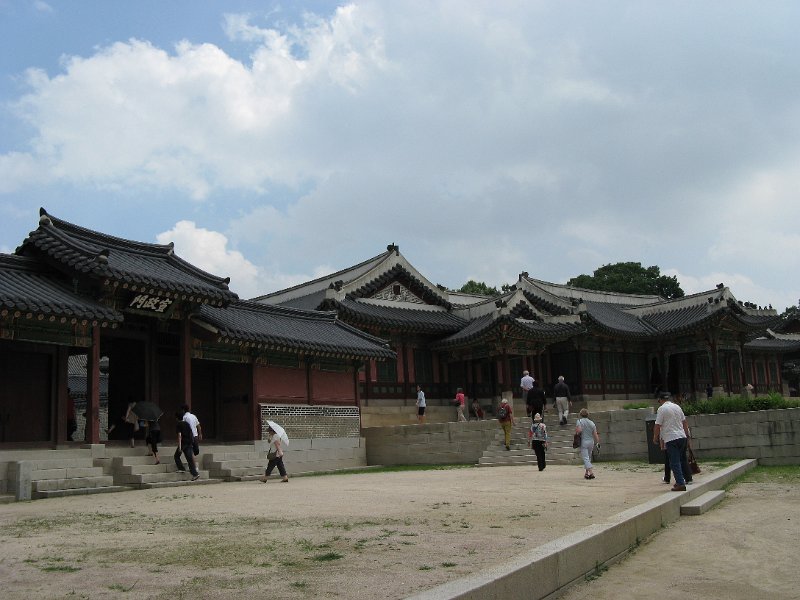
left=432, top=314, right=585, bottom=349
left=745, top=338, right=800, bottom=352
left=18, top=209, right=237, bottom=306
left=195, top=301, right=395, bottom=360
left=325, top=298, right=467, bottom=334
left=583, top=297, right=779, bottom=338
left=252, top=250, right=391, bottom=305
left=583, top=302, right=656, bottom=337
left=0, top=254, right=123, bottom=324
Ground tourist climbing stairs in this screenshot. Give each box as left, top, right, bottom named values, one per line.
left=99, top=446, right=220, bottom=489
left=477, top=414, right=581, bottom=467
left=26, top=449, right=128, bottom=499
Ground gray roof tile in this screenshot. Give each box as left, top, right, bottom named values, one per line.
left=196, top=301, right=395, bottom=360
left=0, top=254, right=122, bottom=324
left=19, top=209, right=237, bottom=306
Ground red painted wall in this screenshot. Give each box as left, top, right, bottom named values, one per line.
left=312, top=369, right=356, bottom=405
left=254, top=364, right=306, bottom=403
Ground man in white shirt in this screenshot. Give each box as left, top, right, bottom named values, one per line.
left=652, top=392, right=690, bottom=491
left=181, top=404, right=202, bottom=456
left=520, top=370, right=534, bottom=405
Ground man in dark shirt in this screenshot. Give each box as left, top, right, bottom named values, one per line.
left=526, top=381, right=546, bottom=419
left=554, top=375, right=572, bottom=425
left=174, top=411, right=199, bottom=480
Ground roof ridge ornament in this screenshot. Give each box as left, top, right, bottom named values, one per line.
left=387, top=243, right=399, bottom=255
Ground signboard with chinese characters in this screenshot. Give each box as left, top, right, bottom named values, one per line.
left=127, top=293, right=175, bottom=317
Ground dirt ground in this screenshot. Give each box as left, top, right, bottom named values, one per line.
left=0, top=461, right=796, bottom=600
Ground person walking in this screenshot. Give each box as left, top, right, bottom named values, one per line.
left=470, top=398, right=484, bottom=420
left=145, top=418, right=161, bottom=465
left=416, top=385, right=426, bottom=424
left=497, top=397, right=515, bottom=450
left=174, top=411, right=200, bottom=481
left=554, top=375, right=572, bottom=425
left=575, top=408, right=600, bottom=479
left=653, top=392, right=690, bottom=491
left=181, top=403, right=202, bottom=457
left=527, top=381, right=546, bottom=419
left=528, top=413, right=549, bottom=471
left=520, top=370, right=534, bottom=406
left=259, top=425, right=289, bottom=483
left=454, top=388, right=467, bottom=422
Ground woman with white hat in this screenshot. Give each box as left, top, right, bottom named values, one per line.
left=528, top=413, right=549, bottom=471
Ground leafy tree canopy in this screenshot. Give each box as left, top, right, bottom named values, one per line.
left=457, top=280, right=513, bottom=297
left=567, top=262, right=684, bottom=299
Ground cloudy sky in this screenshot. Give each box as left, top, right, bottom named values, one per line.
left=1, top=1, right=798, bottom=311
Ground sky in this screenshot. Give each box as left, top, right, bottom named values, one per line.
left=1, top=1, right=799, bottom=312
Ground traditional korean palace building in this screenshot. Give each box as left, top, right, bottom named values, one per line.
left=256, top=244, right=792, bottom=411
left=0, top=209, right=393, bottom=447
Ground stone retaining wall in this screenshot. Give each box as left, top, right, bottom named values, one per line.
left=362, top=408, right=800, bottom=466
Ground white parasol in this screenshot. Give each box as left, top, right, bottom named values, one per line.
left=266, top=420, right=289, bottom=447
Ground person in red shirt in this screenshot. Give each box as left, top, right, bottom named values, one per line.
left=497, top=397, right=515, bottom=450
left=454, top=388, right=467, bottom=422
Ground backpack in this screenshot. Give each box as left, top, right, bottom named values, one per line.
left=497, top=405, right=508, bottom=420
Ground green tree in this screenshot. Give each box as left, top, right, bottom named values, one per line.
left=567, top=262, right=684, bottom=299
left=458, top=280, right=501, bottom=297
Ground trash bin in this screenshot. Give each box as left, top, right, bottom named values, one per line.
left=644, top=416, right=662, bottom=464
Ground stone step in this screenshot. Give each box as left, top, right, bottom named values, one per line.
left=207, top=458, right=264, bottom=470
left=33, top=485, right=131, bottom=499
left=681, top=490, right=726, bottom=516
left=32, top=475, right=115, bottom=492
left=114, top=470, right=211, bottom=485
left=0, top=494, right=16, bottom=504
left=28, top=458, right=96, bottom=470
left=139, top=478, right=224, bottom=489
left=32, top=466, right=106, bottom=480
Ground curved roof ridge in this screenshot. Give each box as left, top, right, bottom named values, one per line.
left=41, top=208, right=175, bottom=257
left=231, top=298, right=339, bottom=321
left=46, top=209, right=232, bottom=288
left=251, top=249, right=392, bottom=302
left=526, top=275, right=663, bottom=305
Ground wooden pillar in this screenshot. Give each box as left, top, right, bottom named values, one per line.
left=622, top=348, right=629, bottom=400
left=599, top=346, right=607, bottom=400
left=53, top=346, right=69, bottom=444
left=180, top=316, right=192, bottom=408
left=402, top=341, right=410, bottom=402
left=709, top=335, right=721, bottom=388
left=85, top=326, right=101, bottom=444
left=502, top=350, right=511, bottom=392
left=305, top=356, right=314, bottom=405
left=250, top=361, right=260, bottom=441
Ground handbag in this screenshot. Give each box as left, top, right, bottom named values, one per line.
left=688, top=447, right=701, bottom=475
left=572, top=419, right=582, bottom=448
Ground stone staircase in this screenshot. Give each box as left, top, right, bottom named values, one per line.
left=31, top=455, right=129, bottom=499
left=478, top=415, right=582, bottom=467
left=97, top=447, right=220, bottom=489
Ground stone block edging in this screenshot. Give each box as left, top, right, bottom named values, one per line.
left=405, top=459, right=757, bottom=600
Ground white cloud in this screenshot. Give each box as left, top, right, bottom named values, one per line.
left=1, top=2, right=799, bottom=313
left=156, top=221, right=260, bottom=298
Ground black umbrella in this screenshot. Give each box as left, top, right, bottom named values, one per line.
left=131, top=401, right=163, bottom=422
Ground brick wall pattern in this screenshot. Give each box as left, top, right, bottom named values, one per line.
left=259, top=404, right=360, bottom=440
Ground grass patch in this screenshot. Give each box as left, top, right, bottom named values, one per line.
left=312, top=552, right=343, bottom=562
left=419, top=565, right=433, bottom=571
left=734, top=465, right=800, bottom=484
left=682, top=393, right=800, bottom=416
left=441, top=562, right=457, bottom=568
left=623, top=402, right=651, bottom=410
left=40, top=564, right=81, bottom=572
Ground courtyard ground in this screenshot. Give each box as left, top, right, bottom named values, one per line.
left=0, top=461, right=796, bottom=599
